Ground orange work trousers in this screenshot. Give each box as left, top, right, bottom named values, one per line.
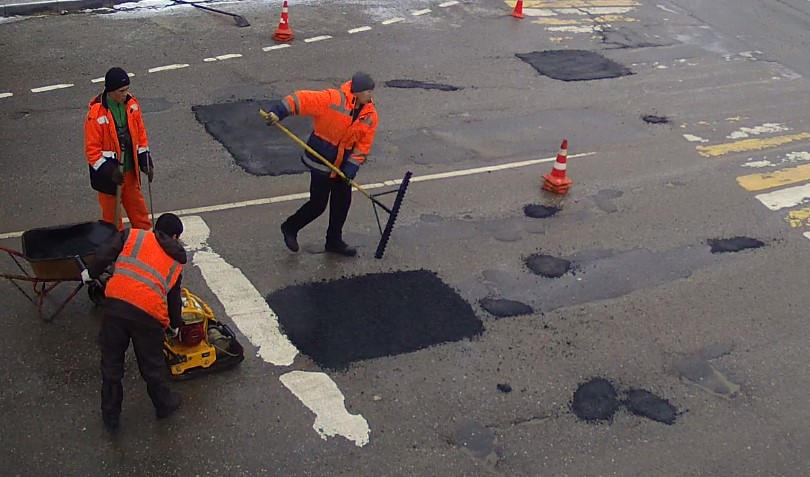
left=98, top=170, right=152, bottom=231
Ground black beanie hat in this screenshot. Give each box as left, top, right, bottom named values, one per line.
left=350, top=72, right=375, bottom=93
left=155, top=213, right=184, bottom=237
left=104, top=67, right=130, bottom=93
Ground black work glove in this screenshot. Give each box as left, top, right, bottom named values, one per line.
left=109, top=166, right=124, bottom=185
left=138, top=151, right=154, bottom=183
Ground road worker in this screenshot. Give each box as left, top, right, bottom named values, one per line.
left=82, top=213, right=186, bottom=430
left=265, top=72, right=379, bottom=257
left=84, top=67, right=154, bottom=231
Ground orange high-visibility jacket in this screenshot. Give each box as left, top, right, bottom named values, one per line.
left=84, top=93, right=149, bottom=194
left=282, top=81, right=377, bottom=176
left=104, top=229, right=183, bottom=328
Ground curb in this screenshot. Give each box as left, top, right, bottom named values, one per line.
left=2, top=0, right=129, bottom=17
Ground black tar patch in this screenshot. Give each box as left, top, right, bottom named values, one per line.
left=385, top=79, right=461, bottom=91
left=23, top=221, right=117, bottom=260
left=642, top=115, right=669, bottom=124
left=516, top=50, right=632, bottom=81
left=572, top=377, right=619, bottom=422
left=526, top=254, right=571, bottom=278
left=267, top=270, right=483, bottom=370
left=192, top=100, right=312, bottom=176
left=524, top=204, right=559, bottom=219
left=624, top=389, right=677, bottom=425
left=707, top=237, right=765, bottom=253
left=480, top=298, right=534, bottom=318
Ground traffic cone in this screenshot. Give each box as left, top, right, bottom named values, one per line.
left=543, top=140, right=573, bottom=195
left=511, top=0, right=525, bottom=19
left=272, top=1, right=294, bottom=42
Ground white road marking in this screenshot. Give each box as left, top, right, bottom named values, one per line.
left=683, top=134, right=709, bottom=143
left=31, top=84, right=74, bottom=93
left=348, top=26, right=372, bottom=34
left=727, top=122, right=790, bottom=139
left=215, top=53, right=242, bottom=60
left=280, top=371, right=370, bottom=447
left=0, top=152, right=595, bottom=240
left=304, top=35, right=332, bottom=43
left=0, top=92, right=12, bottom=99
left=412, top=9, right=431, bottom=16
left=657, top=4, right=679, bottom=14
left=204, top=58, right=218, bottom=62
left=755, top=183, right=810, bottom=210
left=439, top=1, right=459, bottom=6
left=382, top=17, right=405, bottom=24
left=148, top=64, right=190, bottom=73
left=262, top=44, right=291, bottom=51
left=182, top=216, right=298, bottom=366
left=805, top=232, right=810, bottom=242
left=742, top=160, right=774, bottom=168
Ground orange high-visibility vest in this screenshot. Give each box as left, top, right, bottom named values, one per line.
left=105, top=229, right=182, bottom=328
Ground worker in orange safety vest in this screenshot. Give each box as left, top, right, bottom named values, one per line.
left=265, top=72, right=378, bottom=257
left=84, top=67, right=154, bottom=231
left=82, top=213, right=186, bottom=431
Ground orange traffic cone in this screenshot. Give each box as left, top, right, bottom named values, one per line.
left=543, top=140, right=573, bottom=195
left=272, top=1, right=294, bottom=42
left=512, top=0, right=525, bottom=19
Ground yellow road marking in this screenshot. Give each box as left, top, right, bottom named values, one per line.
left=737, top=163, right=810, bottom=191
left=786, top=207, right=810, bottom=228
left=696, top=132, right=810, bottom=157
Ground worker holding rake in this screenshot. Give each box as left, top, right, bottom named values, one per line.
left=265, top=72, right=378, bottom=257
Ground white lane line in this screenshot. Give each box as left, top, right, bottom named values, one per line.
left=0, top=92, right=13, bottom=99
left=304, top=35, right=332, bottom=43
left=215, top=53, right=242, bottom=60
left=31, top=84, right=73, bottom=93
left=204, top=58, right=218, bottom=62
left=263, top=44, right=291, bottom=51
left=280, top=371, right=370, bottom=447
left=348, top=26, right=372, bottom=34
left=755, top=183, right=810, bottom=211
left=92, top=72, right=134, bottom=83
left=148, top=64, right=190, bottom=73
left=804, top=232, right=810, bottom=241
left=182, top=216, right=298, bottom=366
left=382, top=17, right=405, bottom=24
left=412, top=9, right=431, bottom=15
left=0, top=153, right=595, bottom=240
left=439, top=1, right=459, bottom=6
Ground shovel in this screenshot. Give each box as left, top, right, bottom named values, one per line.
left=175, top=0, right=250, bottom=27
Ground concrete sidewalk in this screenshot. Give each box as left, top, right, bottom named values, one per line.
left=1, top=0, right=135, bottom=17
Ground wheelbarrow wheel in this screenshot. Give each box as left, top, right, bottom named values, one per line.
left=88, top=282, right=106, bottom=306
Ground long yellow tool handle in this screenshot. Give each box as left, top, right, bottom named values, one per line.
left=259, top=109, right=375, bottom=202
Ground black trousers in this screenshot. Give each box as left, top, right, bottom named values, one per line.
left=99, top=314, right=174, bottom=417
left=284, top=172, right=352, bottom=245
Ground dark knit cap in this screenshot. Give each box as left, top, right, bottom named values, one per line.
left=104, top=67, right=130, bottom=93
left=155, top=213, right=184, bottom=237
left=350, top=72, right=375, bottom=93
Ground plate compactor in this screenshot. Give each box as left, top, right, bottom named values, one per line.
left=163, top=289, right=245, bottom=380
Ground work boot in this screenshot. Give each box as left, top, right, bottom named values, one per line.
left=325, top=241, right=357, bottom=257
left=102, top=413, right=120, bottom=431
left=155, top=393, right=182, bottom=419
left=280, top=223, right=299, bottom=253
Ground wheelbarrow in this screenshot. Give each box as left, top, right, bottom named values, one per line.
left=0, top=220, right=117, bottom=321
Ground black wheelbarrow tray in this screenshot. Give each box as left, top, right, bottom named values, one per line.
left=0, top=221, right=117, bottom=321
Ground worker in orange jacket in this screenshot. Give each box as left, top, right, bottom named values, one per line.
left=84, top=67, right=154, bottom=231
left=82, top=213, right=186, bottom=431
left=265, top=72, right=378, bottom=257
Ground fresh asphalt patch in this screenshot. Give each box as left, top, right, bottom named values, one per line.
left=192, top=100, right=312, bottom=176
left=267, top=270, right=483, bottom=370
left=707, top=237, right=765, bottom=253
left=479, top=297, right=534, bottom=318
left=516, top=50, right=632, bottom=81
left=523, top=204, right=559, bottom=219
left=384, top=79, right=461, bottom=91
left=525, top=254, right=572, bottom=278
left=624, top=389, right=678, bottom=425
left=642, top=114, right=670, bottom=124
left=572, top=378, right=679, bottom=425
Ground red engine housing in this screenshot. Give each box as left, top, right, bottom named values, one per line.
left=180, top=322, right=205, bottom=346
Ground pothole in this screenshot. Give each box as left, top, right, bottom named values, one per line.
left=525, top=254, right=571, bottom=278
left=707, top=237, right=765, bottom=253
left=516, top=50, right=632, bottom=81
left=642, top=115, right=669, bottom=124
left=385, top=79, right=461, bottom=91
left=524, top=204, right=559, bottom=218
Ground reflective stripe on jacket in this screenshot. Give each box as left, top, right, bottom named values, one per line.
left=283, top=81, right=377, bottom=177
left=84, top=93, right=149, bottom=194
left=104, top=229, right=182, bottom=328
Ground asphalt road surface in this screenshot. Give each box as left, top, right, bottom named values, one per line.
left=2, top=1, right=810, bottom=475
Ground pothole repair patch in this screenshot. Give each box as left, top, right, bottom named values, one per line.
left=642, top=115, right=669, bottom=124
left=384, top=79, right=460, bottom=91
left=193, top=100, right=311, bottom=176
left=267, top=270, right=483, bottom=370
left=524, top=204, right=559, bottom=218
left=526, top=254, right=571, bottom=278
left=572, top=378, right=620, bottom=422
left=707, top=237, right=765, bottom=253
left=516, top=50, right=632, bottom=81
left=624, top=389, right=677, bottom=425
left=479, top=298, right=534, bottom=318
